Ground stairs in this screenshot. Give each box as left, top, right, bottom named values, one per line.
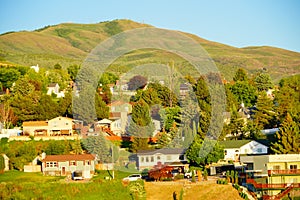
left=262, top=184, right=294, bottom=200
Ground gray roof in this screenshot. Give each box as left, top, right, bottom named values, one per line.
left=137, top=148, right=186, bottom=155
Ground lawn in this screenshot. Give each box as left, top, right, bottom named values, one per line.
left=0, top=170, right=140, bottom=200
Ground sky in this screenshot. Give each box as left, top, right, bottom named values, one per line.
left=1, top=0, right=300, bottom=52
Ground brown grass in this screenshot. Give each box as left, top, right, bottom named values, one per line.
left=144, top=181, right=243, bottom=200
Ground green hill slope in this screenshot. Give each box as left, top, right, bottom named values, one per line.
left=0, top=19, right=299, bottom=82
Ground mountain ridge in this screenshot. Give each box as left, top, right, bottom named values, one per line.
left=0, top=19, right=299, bottom=82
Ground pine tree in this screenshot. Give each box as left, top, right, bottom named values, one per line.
left=271, top=113, right=300, bottom=154
left=129, top=100, right=154, bottom=152
left=0, top=155, right=5, bottom=174
left=193, top=76, right=211, bottom=139
left=233, top=68, right=248, bottom=82
left=253, top=92, right=276, bottom=130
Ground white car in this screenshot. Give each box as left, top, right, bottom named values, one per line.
left=122, top=174, right=142, bottom=182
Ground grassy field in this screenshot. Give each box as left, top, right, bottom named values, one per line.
left=144, top=181, right=243, bottom=200
left=0, top=170, right=137, bottom=200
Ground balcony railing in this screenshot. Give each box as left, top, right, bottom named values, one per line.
left=246, top=179, right=300, bottom=189
left=268, top=169, right=300, bottom=176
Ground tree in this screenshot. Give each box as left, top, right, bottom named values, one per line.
left=58, top=91, right=72, bottom=117
left=128, top=100, right=154, bottom=152
left=226, top=104, right=246, bottom=139
left=0, top=68, right=21, bottom=89
left=36, top=94, right=60, bottom=120
left=95, top=94, right=109, bottom=119
left=233, top=68, right=248, bottom=82
left=0, top=102, right=18, bottom=129
left=186, top=134, right=224, bottom=167
left=252, top=92, right=276, bottom=130
left=193, top=76, right=211, bottom=139
left=67, top=64, right=80, bottom=81
left=53, top=63, right=62, bottom=70
left=229, top=81, right=257, bottom=106
left=254, top=73, right=273, bottom=91
left=159, top=106, right=181, bottom=132
left=147, top=82, right=178, bottom=107
left=98, top=72, right=118, bottom=86
left=271, top=113, right=300, bottom=154
left=275, top=75, right=300, bottom=122
left=82, top=135, right=111, bottom=163
left=0, top=155, right=5, bottom=174
left=128, top=75, right=147, bottom=91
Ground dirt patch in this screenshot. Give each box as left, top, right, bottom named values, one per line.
left=145, top=181, right=243, bottom=200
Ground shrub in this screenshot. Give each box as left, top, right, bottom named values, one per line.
left=174, top=174, right=184, bottom=180
left=217, top=179, right=228, bottom=184
left=191, top=170, right=196, bottom=183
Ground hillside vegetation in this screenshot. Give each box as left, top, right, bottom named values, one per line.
left=0, top=19, right=299, bottom=82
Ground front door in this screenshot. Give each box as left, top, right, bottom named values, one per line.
left=62, top=167, right=66, bottom=176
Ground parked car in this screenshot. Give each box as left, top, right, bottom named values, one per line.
left=122, top=174, right=142, bottom=182
left=184, top=170, right=198, bottom=179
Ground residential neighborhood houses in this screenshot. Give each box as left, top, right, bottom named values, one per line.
left=0, top=66, right=299, bottom=200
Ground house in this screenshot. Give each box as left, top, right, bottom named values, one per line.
left=108, top=101, right=132, bottom=113
left=30, top=64, right=39, bottom=73
left=219, top=140, right=268, bottom=162
left=136, top=148, right=188, bottom=171
left=47, top=83, right=65, bottom=98
left=42, top=154, right=96, bottom=179
left=23, top=121, right=49, bottom=136
left=240, top=154, right=300, bottom=197
left=179, top=83, right=190, bottom=97
left=22, top=117, right=74, bottom=136
left=48, top=117, right=73, bottom=136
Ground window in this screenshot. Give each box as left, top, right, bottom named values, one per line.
left=257, top=148, right=262, bottom=153
left=157, top=156, right=161, bottom=160
left=86, top=160, right=90, bottom=165
left=273, top=165, right=280, bottom=170
left=151, top=156, right=154, bottom=162
left=167, top=155, right=172, bottom=160
left=290, top=165, right=297, bottom=170
left=66, top=122, right=69, bottom=125
left=46, top=162, right=58, bottom=167
left=224, top=150, right=227, bottom=155
left=141, top=157, right=144, bottom=163
left=70, top=161, right=76, bottom=166
left=179, top=155, right=184, bottom=160
left=235, top=150, right=239, bottom=153
left=146, top=157, right=149, bottom=162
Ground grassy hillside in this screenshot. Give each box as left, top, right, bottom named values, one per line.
left=0, top=19, right=299, bottom=82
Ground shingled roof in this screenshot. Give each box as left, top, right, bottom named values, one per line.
left=42, top=154, right=95, bottom=162
left=219, top=140, right=252, bottom=149
left=137, top=148, right=186, bottom=155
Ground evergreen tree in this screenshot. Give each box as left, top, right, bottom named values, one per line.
left=128, top=100, right=154, bottom=152
left=271, top=113, right=300, bottom=154
left=233, top=68, right=248, bottom=82
left=82, top=135, right=110, bottom=163
left=0, top=155, right=5, bottom=173
left=275, top=74, right=300, bottom=123
left=193, top=76, right=211, bottom=139
left=253, top=92, right=276, bottom=130
left=95, top=94, right=109, bottom=119
left=254, top=73, right=273, bottom=91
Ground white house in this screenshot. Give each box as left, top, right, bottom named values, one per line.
left=220, top=140, right=268, bottom=162
left=136, top=148, right=188, bottom=171
left=47, top=83, right=65, bottom=98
